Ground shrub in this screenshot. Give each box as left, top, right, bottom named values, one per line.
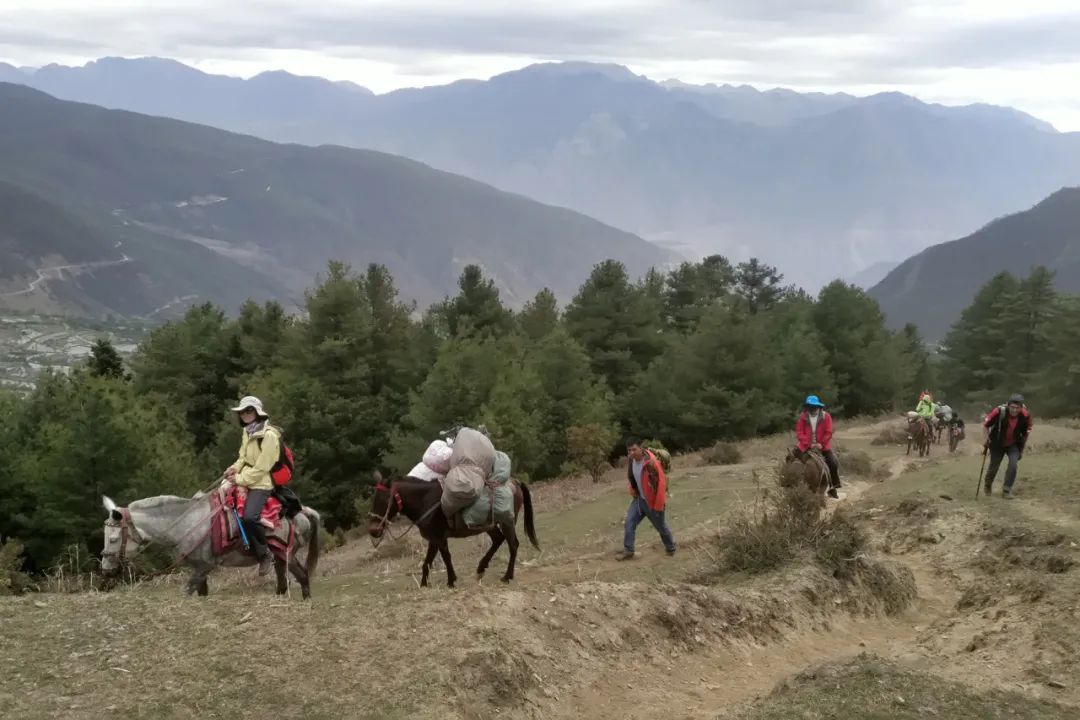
left=872, top=426, right=909, bottom=446
left=815, top=512, right=865, bottom=580
left=567, top=423, right=617, bottom=483
left=714, top=482, right=867, bottom=580
left=703, top=441, right=742, bottom=466
left=0, top=539, right=30, bottom=596
left=842, top=450, right=874, bottom=477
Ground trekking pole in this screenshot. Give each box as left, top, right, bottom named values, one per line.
left=974, top=446, right=988, bottom=500
left=232, top=507, right=251, bottom=549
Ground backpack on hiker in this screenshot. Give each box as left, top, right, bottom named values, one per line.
left=257, top=432, right=302, bottom=518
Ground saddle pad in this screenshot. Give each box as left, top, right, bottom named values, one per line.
left=209, top=489, right=296, bottom=561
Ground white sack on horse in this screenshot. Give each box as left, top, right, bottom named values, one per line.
left=422, top=439, right=454, bottom=475
left=442, top=427, right=495, bottom=516
left=408, top=461, right=444, bottom=482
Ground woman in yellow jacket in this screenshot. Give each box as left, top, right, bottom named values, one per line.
left=223, top=395, right=281, bottom=574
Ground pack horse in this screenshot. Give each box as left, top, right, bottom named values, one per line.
left=100, top=489, right=321, bottom=598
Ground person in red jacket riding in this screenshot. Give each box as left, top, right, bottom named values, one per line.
left=616, top=436, right=676, bottom=561
left=795, top=395, right=841, bottom=499
left=982, top=393, right=1033, bottom=499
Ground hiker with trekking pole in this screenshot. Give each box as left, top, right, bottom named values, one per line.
left=976, top=394, right=1032, bottom=500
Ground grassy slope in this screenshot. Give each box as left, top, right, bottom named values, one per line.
left=3, top=418, right=1080, bottom=719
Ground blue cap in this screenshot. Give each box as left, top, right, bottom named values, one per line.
left=805, top=395, right=826, bottom=408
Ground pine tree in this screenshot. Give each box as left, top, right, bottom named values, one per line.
left=735, top=258, right=788, bottom=315
left=565, top=260, right=666, bottom=391
left=443, top=265, right=514, bottom=339
left=663, top=255, right=734, bottom=333
left=518, top=288, right=560, bottom=340
left=85, top=339, right=127, bottom=380
left=939, top=272, right=1021, bottom=404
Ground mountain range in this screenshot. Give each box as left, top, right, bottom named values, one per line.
left=0, top=82, right=666, bottom=318
left=870, top=187, right=1080, bottom=341
left=4, top=57, right=1079, bottom=289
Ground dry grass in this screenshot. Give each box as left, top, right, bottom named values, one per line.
left=703, top=441, right=743, bottom=466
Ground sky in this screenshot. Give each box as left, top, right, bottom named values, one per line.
left=2, top=0, right=1080, bottom=129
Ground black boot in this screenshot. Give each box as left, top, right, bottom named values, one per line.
left=244, top=520, right=273, bottom=575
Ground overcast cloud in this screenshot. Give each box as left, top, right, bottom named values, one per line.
left=2, top=0, right=1079, bottom=129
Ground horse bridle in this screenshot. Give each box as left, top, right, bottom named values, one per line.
left=368, top=481, right=441, bottom=548
left=103, top=509, right=149, bottom=566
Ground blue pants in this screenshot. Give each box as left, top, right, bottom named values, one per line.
left=623, top=498, right=676, bottom=553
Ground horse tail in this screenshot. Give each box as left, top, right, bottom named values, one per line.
left=520, top=482, right=540, bottom=551
left=301, top=507, right=321, bottom=576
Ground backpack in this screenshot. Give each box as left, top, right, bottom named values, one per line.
left=256, top=433, right=295, bottom=486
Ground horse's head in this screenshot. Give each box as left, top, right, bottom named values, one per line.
left=100, top=496, right=144, bottom=573
left=367, top=471, right=403, bottom=539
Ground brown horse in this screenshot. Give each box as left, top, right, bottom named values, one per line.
left=368, top=474, right=539, bottom=587
left=781, top=448, right=830, bottom=502
left=906, top=418, right=931, bottom=457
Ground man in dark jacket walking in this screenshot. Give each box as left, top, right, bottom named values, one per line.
left=983, top=393, right=1033, bottom=499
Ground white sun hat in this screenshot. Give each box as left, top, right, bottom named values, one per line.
left=230, top=395, right=269, bottom=418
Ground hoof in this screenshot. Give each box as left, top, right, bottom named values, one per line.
left=500, top=576, right=512, bottom=584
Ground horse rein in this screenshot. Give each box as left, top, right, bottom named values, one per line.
left=368, top=481, right=441, bottom=548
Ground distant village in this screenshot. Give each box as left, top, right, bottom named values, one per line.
left=0, top=314, right=144, bottom=391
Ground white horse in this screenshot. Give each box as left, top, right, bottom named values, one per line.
left=100, top=493, right=320, bottom=599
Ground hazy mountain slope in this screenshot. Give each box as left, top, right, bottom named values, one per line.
left=7, top=58, right=1080, bottom=289
left=0, top=82, right=668, bottom=316
left=870, top=187, right=1080, bottom=341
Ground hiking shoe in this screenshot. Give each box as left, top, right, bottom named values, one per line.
left=1003, top=489, right=1016, bottom=500
left=258, top=555, right=274, bottom=576
left=827, top=488, right=839, bottom=499
left=615, top=551, right=635, bottom=561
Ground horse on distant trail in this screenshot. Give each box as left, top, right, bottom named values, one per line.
left=368, top=473, right=539, bottom=587
left=781, top=448, right=830, bottom=503
left=906, top=416, right=932, bottom=457
left=100, top=492, right=321, bottom=598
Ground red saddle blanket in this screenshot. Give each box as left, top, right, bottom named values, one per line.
left=209, top=487, right=295, bottom=560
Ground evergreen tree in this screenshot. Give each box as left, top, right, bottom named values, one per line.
left=939, top=272, right=1021, bottom=404
left=734, top=258, right=788, bottom=314
left=518, top=288, right=560, bottom=340
left=664, top=255, right=734, bottom=333
left=131, top=303, right=244, bottom=452
left=442, top=264, right=514, bottom=338
left=565, top=260, right=666, bottom=392
left=85, top=339, right=127, bottom=380
left=812, top=281, right=904, bottom=415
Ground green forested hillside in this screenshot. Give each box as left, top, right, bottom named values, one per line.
left=0, top=256, right=929, bottom=573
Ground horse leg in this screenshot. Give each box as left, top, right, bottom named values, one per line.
left=500, top=525, right=520, bottom=584
left=438, top=538, right=457, bottom=588
left=186, top=565, right=210, bottom=597
left=274, top=557, right=288, bottom=595
left=288, top=555, right=311, bottom=600
left=420, top=539, right=439, bottom=588
left=476, top=529, right=505, bottom=579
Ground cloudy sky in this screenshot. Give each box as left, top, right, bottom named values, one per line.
left=3, top=0, right=1080, bottom=129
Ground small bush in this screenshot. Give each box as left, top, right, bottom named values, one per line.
left=0, top=539, right=30, bottom=596
left=815, top=512, right=866, bottom=580
left=704, top=441, right=742, bottom=466
left=842, top=450, right=874, bottom=477
left=872, top=426, right=909, bottom=446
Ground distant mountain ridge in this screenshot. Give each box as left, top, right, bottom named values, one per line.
left=4, top=56, right=1076, bottom=290
left=870, top=187, right=1080, bottom=341
left=0, top=82, right=667, bottom=319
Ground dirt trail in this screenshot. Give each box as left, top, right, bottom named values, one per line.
left=546, top=553, right=954, bottom=720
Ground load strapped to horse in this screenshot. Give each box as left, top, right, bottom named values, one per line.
left=369, top=425, right=539, bottom=587
left=906, top=411, right=932, bottom=457
left=781, top=448, right=831, bottom=504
